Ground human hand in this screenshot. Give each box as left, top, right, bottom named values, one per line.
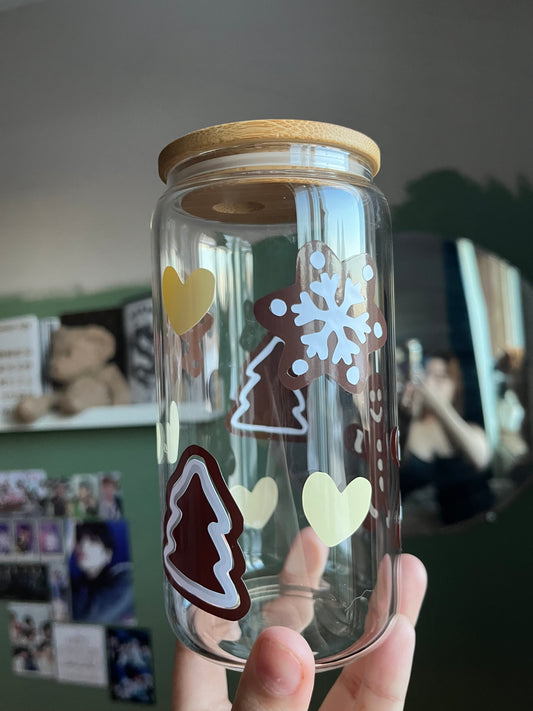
left=171, top=553, right=427, bottom=710
left=402, top=367, right=453, bottom=420
left=400, top=379, right=424, bottom=418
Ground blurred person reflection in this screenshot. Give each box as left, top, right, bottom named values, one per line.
left=399, top=350, right=494, bottom=525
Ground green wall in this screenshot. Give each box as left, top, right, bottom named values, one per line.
left=0, top=426, right=173, bottom=711
left=0, top=286, right=177, bottom=711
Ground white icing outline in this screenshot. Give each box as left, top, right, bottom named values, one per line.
left=370, top=407, right=383, bottom=424
left=230, top=336, right=308, bottom=436
left=163, top=457, right=240, bottom=610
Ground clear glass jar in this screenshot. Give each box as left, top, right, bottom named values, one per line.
left=151, top=120, right=401, bottom=670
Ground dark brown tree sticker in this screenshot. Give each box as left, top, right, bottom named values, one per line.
left=163, top=445, right=250, bottom=621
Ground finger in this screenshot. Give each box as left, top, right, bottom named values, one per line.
left=263, top=527, right=329, bottom=631
left=319, top=554, right=426, bottom=711
left=171, top=640, right=230, bottom=711
left=279, top=526, right=330, bottom=588
left=397, top=553, right=427, bottom=625
left=321, top=614, right=415, bottom=711
left=193, top=608, right=242, bottom=647
left=232, top=626, right=315, bottom=711
left=358, top=614, right=416, bottom=710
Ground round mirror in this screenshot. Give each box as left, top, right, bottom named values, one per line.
left=394, top=231, right=533, bottom=535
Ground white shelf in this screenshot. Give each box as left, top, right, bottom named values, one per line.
left=0, top=402, right=158, bottom=433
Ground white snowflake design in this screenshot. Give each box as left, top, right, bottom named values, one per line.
left=291, top=272, right=372, bottom=365
left=253, top=242, right=387, bottom=393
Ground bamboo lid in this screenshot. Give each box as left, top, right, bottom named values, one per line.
left=158, top=119, right=381, bottom=183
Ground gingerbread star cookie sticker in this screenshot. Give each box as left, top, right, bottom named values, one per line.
left=254, top=242, right=387, bottom=393
left=180, top=313, right=214, bottom=378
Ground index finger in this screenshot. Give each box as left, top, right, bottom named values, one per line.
left=397, top=553, right=428, bottom=625
left=319, top=554, right=427, bottom=711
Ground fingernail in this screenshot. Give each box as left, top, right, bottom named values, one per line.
left=254, top=636, right=303, bottom=696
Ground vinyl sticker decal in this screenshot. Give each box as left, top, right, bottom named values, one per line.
left=302, top=471, right=372, bottom=547
left=162, top=266, right=215, bottom=336
left=180, top=313, right=214, bottom=378
left=163, top=445, right=250, bottom=621
left=227, top=335, right=308, bottom=439
left=156, top=401, right=180, bottom=465
left=344, top=374, right=393, bottom=528
left=230, top=478, right=279, bottom=530
left=253, top=242, right=387, bottom=393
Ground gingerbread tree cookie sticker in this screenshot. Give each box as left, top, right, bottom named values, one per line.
left=227, top=334, right=308, bottom=440
left=254, top=242, right=387, bottom=393
left=163, top=445, right=250, bottom=621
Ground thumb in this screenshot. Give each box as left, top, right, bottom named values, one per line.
left=232, top=627, right=315, bottom=711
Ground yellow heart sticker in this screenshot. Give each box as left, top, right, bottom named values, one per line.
left=162, top=266, right=215, bottom=336
left=156, top=422, right=164, bottom=464
left=230, top=478, right=279, bottom=530
left=302, top=471, right=372, bottom=547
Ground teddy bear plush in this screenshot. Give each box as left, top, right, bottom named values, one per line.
left=16, top=325, right=131, bottom=423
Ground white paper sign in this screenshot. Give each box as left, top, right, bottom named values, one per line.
left=0, top=315, right=43, bottom=418
left=53, top=623, right=107, bottom=686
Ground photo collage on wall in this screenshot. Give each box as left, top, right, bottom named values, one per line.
left=0, top=469, right=155, bottom=704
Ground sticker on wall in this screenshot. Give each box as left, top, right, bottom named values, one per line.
left=344, top=374, right=391, bottom=527
left=163, top=445, right=250, bottom=621
left=162, top=266, right=215, bottom=336
left=254, top=242, right=387, bottom=393
left=181, top=313, right=214, bottom=378
left=230, top=477, right=279, bottom=530
left=302, top=471, right=372, bottom=547
left=227, top=335, right=308, bottom=439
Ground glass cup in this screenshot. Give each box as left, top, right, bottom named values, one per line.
left=151, top=120, right=401, bottom=670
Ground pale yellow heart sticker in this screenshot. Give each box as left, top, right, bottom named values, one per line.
left=166, top=401, right=180, bottom=464
left=302, top=471, right=372, bottom=547
left=230, top=477, right=279, bottom=530
left=162, top=266, right=215, bottom=336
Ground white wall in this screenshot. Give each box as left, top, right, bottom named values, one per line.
left=1, top=0, right=531, bottom=297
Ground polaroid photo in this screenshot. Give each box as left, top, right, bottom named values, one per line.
left=43, top=477, right=71, bottom=518
left=0, top=470, right=48, bottom=515
left=53, top=622, right=107, bottom=686
left=8, top=601, right=55, bottom=678
left=106, top=627, right=155, bottom=704
left=0, top=520, right=14, bottom=556
left=98, top=472, right=124, bottom=521
left=13, top=519, right=38, bottom=558
left=67, top=519, right=136, bottom=626
left=38, top=518, right=64, bottom=557
left=69, top=474, right=99, bottom=520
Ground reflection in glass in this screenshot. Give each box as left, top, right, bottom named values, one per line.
left=394, top=232, right=532, bottom=534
